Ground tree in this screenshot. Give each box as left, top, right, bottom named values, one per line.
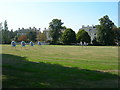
left=49, top=19, right=64, bottom=44
left=9, top=29, right=17, bottom=40
left=96, top=15, right=115, bottom=45
left=92, top=37, right=99, bottom=45
left=36, top=32, right=47, bottom=41
left=0, top=23, right=2, bottom=44
left=112, top=26, right=120, bottom=44
left=14, top=35, right=19, bottom=42
left=4, top=20, right=8, bottom=31
left=76, top=29, right=91, bottom=43
left=62, top=28, right=76, bottom=44
left=26, top=31, right=36, bottom=42
left=2, top=20, right=11, bottom=44
left=0, top=22, right=2, bottom=30
left=18, top=35, right=27, bottom=42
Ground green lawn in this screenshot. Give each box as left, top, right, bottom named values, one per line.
left=1, top=45, right=119, bottom=88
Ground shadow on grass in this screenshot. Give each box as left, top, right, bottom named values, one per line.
left=2, top=54, right=119, bottom=88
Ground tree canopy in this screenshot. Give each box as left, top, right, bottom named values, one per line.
left=76, top=29, right=91, bottom=43
left=49, top=19, right=64, bottom=44
left=62, top=28, right=76, bottom=44
left=18, top=35, right=27, bottom=42
left=36, top=32, right=46, bottom=41
left=2, top=20, right=11, bottom=44
left=112, top=26, right=120, bottom=44
left=96, top=15, right=115, bottom=45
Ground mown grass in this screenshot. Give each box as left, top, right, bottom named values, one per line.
left=1, top=45, right=119, bottom=88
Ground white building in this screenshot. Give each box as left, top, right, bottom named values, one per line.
left=79, top=25, right=97, bottom=42
left=43, top=28, right=52, bottom=41
left=16, top=27, right=41, bottom=36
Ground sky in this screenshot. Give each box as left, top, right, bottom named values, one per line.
left=0, top=0, right=119, bottom=33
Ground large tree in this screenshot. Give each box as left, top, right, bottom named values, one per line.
left=76, top=29, right=91, bottom=43
left=49, top=19, right=64, bottom=44
left=2, top=20, right=11, bottom=44
left=0, top=23, right=2, bottom=44
left=62, top=28, right=76, bottom=44
left=96, top=15, right=115, bottom=45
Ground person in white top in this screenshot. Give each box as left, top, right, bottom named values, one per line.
left=11, top=40, right=16, bottom=48
left=84, top=42, right=88, bottom=47
left=38, top=41, right=41, bottom=46
left=29, top=41, right=34, bottom=46
left=21, top=41, right=26, bottom=48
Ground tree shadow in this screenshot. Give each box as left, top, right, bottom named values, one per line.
left=2, top=54, right=119, bottom=88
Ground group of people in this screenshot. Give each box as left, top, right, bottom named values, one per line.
left=11, top=41, right=88, bottom=48
left=11, top=40, right=42, bottom=47
left=80, top=42, right=88, bottom=46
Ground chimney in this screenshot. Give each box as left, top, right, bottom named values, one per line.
left=82, top=25, right=84, bottom=28
left=29, top=27, right=31, bottom=30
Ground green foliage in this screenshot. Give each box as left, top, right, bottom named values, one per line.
left=18, top=35, right=27, bottom=42
left=112, top=26, right=120, bottom=44
left=26, top=31, right=37, bottom=42
left=92, top=37, right=99, bottom=45
left=4, top=20, right=8, bottom=31
left=1, top=20, right=17, bottom=43
left=0, top=31, right=2, bottom=44
left=62, top=28, right=76, bottom=44
left=14, top=36, right=19, bottom=42
left=76, top=29, right=91, bottom=43
left=49, top=19, right=64, bottom=44
left=2, top=20, right=11, bottom=44
left=36, top=32, right=47, bottom=42
left=9, top=29, right=17, bottom=41
left=1, top=20, right=17, bottom=44
left=96, top=15, right=115, bottom=45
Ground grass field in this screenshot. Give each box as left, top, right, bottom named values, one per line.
left=1, top=45, right=119, bottom=88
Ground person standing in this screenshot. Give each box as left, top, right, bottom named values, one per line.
left=21, top=41, right=26, bottom=48
left=38, top=41, right=41, bottom=46
left=80, top=41, right=83, bottom=48
left=29, top=41, right=34, bottom=46
left=11, top=40, right=16, bottom=48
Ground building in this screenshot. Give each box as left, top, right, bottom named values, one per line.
left=43, top=27, right=66, bottom=41
left=79, top=25, right=97, bottom=43
left=43, top=28, right=52, bottom=41
left=16, top=27, right=41, bottom=36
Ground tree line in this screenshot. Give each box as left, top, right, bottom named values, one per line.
left=0, top=21, right=46, bottom=44
left=49, top=15, right=120, bottom=46
left=0, top=15, right=120, bottom=46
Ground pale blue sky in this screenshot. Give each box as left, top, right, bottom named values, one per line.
left=0, top=1, right=118, bottom=32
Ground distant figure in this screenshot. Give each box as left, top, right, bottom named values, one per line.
left=11, top=40, right=16, bottom=48
left=84, top=42, right=88, bottom=46
left=80, top=42, right=83, bottom=46
left=116, top=42, right=119, bottom=46
left=21, top=41, right=26, bottom=47
left=86, top=43, right=88, bottom=46
left=84, top=42, right=88, bottom=47
left=84, top=42, right=86, bottom=46
left=80, top=41, right=83, bottom=48
left=38, top=41, right=41, bottom=46
left=29, top=41, right=34, bottom=46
